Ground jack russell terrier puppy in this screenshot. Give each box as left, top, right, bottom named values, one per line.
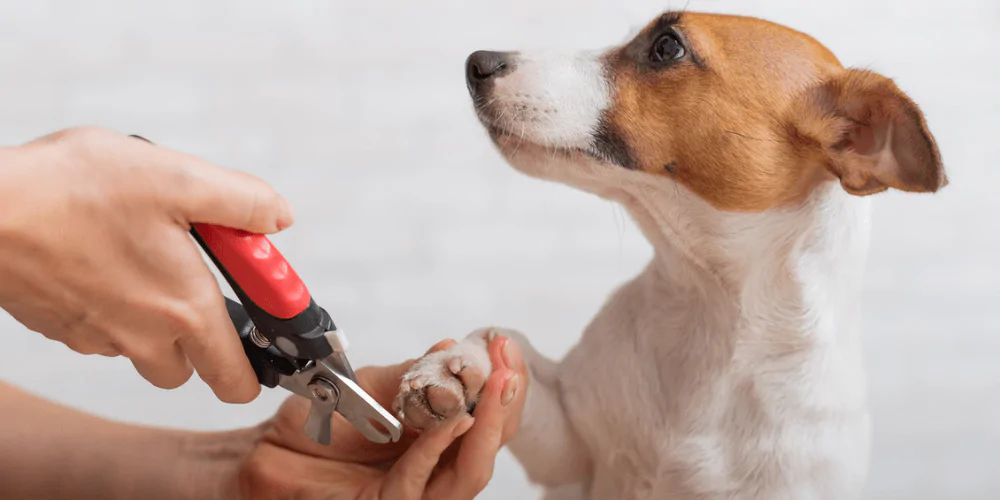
left=393, top=11, right=946, bottom=500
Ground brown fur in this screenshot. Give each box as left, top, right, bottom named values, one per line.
left=789, top=69, right=948, bottom=195
left=602, top=12, right=946, bottom=211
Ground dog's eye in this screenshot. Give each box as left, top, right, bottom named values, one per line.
left=650, top=32, right=685, bottom=63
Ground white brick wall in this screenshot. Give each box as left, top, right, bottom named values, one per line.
left=0, top=1, right=996, bottom=498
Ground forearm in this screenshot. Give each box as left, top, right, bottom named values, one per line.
left=0, top=381, right=261, bottom=500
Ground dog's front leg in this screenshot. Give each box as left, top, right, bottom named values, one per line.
left=394, top=328, right=592, bottom=487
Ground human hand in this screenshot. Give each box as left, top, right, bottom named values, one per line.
left=235, top=335, right=528, bottom=499
left=0, top=127, right=294, bottom=403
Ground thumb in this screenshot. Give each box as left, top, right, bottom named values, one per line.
left=134, top=139, right=295, bottom=233
left=380, top=416, right=475, bottom=500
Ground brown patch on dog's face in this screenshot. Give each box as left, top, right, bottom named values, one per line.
left=597, top=12, right=944, bottom=212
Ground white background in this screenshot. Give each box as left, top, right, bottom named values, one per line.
left=0, top=1, right=996, bottom=498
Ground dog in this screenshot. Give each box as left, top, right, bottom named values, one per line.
left=392, top=11, right=946, bottom=499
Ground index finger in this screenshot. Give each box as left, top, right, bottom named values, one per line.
left=125, top=136, right=295, bottom=234
left=447, top=363, right=516, bottom=496
left=381, top=416, right=475, bottom=500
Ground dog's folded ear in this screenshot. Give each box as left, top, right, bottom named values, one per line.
left=790, top=68, right=947, bottom=196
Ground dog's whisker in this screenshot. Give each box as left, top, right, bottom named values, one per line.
left=511, top=122, right=527, bottom=155
left=476, top=96, right=501, bottom=113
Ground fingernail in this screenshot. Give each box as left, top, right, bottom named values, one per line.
left=501, top=338, right=520, bottom=371
left=276, top=197, right=295, bottom=231
left=501, top=373, right=518, bottom=407
left=494, top=338, right=510, bottom=370
left=453, top=416, right=475, bottom=437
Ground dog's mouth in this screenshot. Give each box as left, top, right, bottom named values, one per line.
left=474, top=109, right=601, bottom=163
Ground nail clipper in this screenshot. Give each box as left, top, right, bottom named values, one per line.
left=129, top=134, right=402, bottom=446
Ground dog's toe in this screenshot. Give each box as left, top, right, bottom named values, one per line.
left=395, top=347, right=493, bottom=430
left=454, top=360, right=487, bottom=399
left=425, top=384, right=464, bottom=417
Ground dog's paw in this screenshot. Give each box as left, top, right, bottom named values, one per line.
left=392, top=329, right=498, bottom=431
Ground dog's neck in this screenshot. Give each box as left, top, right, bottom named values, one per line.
left=614, top=177, right=871, bottom=350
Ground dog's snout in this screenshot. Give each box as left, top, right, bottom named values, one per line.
left=466, top=51, right=512, bottom=95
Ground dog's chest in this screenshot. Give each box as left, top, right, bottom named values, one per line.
left=553, top=319, right=871, bottom=500
left=557, top=334, right=730, bottom=498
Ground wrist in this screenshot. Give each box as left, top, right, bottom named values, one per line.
left=107, top=425, right=265, bottom=500
left=173, top=427, right=265, bottom=500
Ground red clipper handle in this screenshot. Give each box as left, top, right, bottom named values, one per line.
left=192, top=223, right=311, bottom=319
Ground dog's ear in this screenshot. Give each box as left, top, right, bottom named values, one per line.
left=791, top=68, right=947, bottom=196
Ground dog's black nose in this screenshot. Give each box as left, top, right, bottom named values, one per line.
left=466, top=51, right=512, bottom=95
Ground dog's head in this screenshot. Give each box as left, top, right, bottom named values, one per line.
left=466, top=11, right=946, bottom=244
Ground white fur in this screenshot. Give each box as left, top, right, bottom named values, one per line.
left=401, top=49, right=873, bottom=499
